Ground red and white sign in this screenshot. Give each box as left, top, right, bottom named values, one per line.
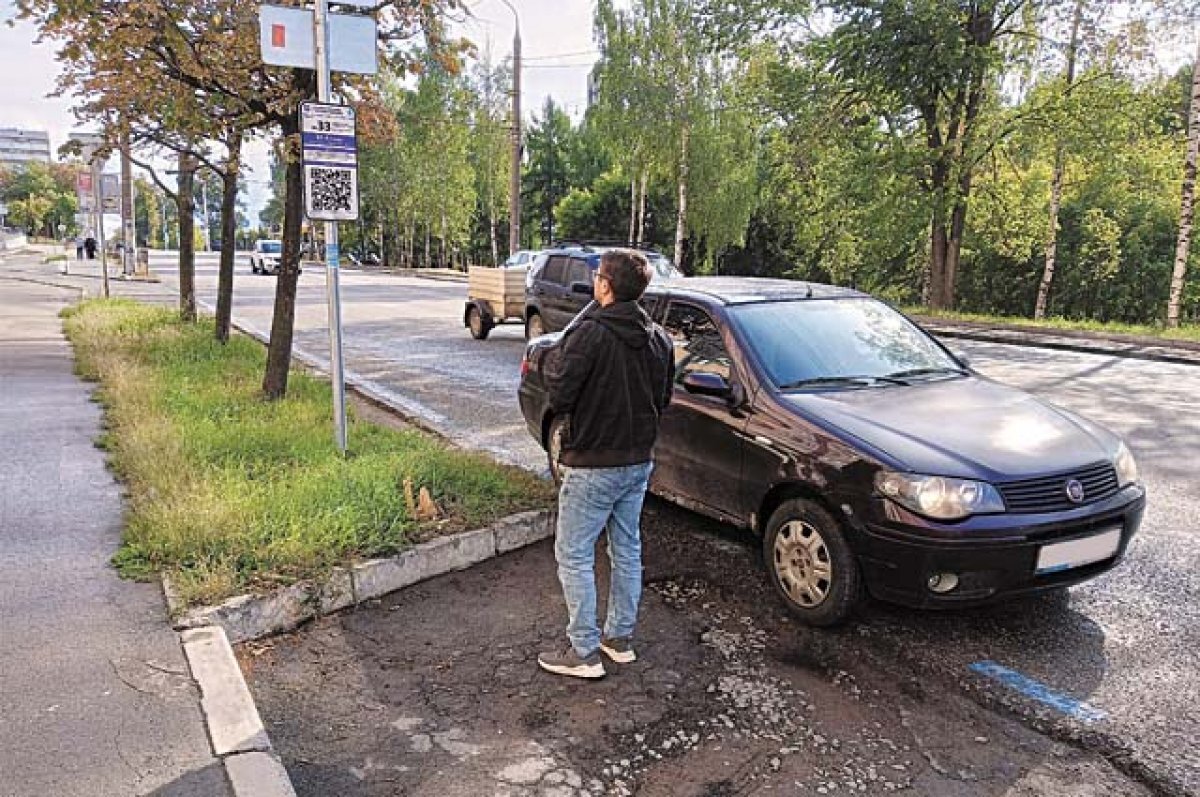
left=258, top=4, right=377, bottom=75
left=76, top=172, right=95, bottom=212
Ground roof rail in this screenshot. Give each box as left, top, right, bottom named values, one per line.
left=549, top=239, right=663, bottom=254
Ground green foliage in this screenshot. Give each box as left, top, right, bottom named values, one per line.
left=62, top=300, right=552, bottom=606
left=0, top=161, right=79, bottom=237
left=591, top=0, right=761, bottom=266
left=360, top=59, right=476, bottom=267
left=523, top=98, right=577, bottom=245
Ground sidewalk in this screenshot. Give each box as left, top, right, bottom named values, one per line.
left=0, top=278, right=232, bottom=796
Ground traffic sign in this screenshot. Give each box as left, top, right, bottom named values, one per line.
left=76, top=172, right=95, bottom=212
left=259, top=5, right=378, bottom=75
left=300, top=102, right=359, bottom=222
left=100, top=174, right=120, bottom=213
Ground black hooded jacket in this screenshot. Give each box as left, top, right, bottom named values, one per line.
left=543, top=300, right=675, bottom=468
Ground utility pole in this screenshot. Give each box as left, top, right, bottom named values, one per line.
left=92, top=157, right=109, bottom=298
left=314, top=0, right=348, bottom=453
left=500, top=0, right=522, bottom=255
left=120, top=126, right=136, bottom=275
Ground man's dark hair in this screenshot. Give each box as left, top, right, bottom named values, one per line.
left=599, top=249, right=652, bottom=302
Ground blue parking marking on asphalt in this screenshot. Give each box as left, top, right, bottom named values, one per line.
left=969, top=660, right=1107, bottom=723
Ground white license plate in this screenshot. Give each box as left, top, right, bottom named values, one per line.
left=1036, top=528, right=1122, bottom=574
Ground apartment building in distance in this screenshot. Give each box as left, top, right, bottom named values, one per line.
left=0, top=128, right=52, bottom=170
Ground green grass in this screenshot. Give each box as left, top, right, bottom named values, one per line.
left=903, top=306, right=1200, bottom=344
left=64, top=299, right=554, bottom=607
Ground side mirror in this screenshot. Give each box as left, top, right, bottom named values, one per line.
left=682, top=372, right=732, bottom=398
left=570, top=282, right=594, bottom=297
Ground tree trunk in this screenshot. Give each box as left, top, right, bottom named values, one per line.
left=638, top=169, right=649, bottom=247
left=215, top=132, right=242, bottom=344
left=1035, top=0, right=1084, bottom=321
left=674, top=126, right=689, bottom=270
left=489, top=208, right=499, bottom=266
left=1036, top=150, right=1068, bottom=319
left=177, top=152, right=197, bottom=322
left=929, top=216, right=948, bottom=309
left=629, top=177, right=637, bottom=245
left=262, top=125, right=304, bottom=400
left=1167, top=39, right=1200, bottom=328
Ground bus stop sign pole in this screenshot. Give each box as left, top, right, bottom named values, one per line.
left=313, top=0, right=347, bottom=454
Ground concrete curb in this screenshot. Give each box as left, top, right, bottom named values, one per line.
left=0, top=273, right=91, bottom=300
left=164, top=508, right=556, bottom=644
left=180, top=626, right=297, bottom=797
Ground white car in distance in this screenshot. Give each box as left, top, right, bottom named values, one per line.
left=250, top=240, right=283, bottom=275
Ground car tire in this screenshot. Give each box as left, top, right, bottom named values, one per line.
left=525, top=312, right=546, bottom=341
left=763, top=498, right=861, bottom=627
left=467, top=306, right=492, bottom=340
left=547, top=415, right=567, bottom=487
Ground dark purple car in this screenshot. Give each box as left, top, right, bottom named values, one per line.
left=518, top=278, right=1145, bottom=626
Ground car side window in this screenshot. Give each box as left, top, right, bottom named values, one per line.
left=541, top=256, right=568, bottom=285
left=566, top=259, right=591, bottom=287
left=663, top=303, right=732, bottom=383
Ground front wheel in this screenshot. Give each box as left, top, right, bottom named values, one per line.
left=467, top=306, right=492, bottom=340
left=763, top=499, right=861, bottom=627
left=525, top=312, right=546, bottom=341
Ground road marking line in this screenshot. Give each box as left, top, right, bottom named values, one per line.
left=969, top=660, right=1106, bottom=723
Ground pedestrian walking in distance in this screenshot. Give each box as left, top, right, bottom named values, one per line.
left=537, top=249, right=675, bottom=679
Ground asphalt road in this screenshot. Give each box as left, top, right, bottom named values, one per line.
left=153, top=254, right=1198, bottom=794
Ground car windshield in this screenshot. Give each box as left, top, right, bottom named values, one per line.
left=260, top=242, right=282, bottom=254
left=730, top=298, right=963, bottom=390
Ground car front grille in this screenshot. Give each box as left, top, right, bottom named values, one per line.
left=998, top=461, right=1119, bottom=514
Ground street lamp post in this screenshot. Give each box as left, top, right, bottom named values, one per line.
left=498, top=0, right=522, bottom=256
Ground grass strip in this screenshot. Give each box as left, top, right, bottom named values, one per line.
left=64, top=299, right=553, bottom=607
left=905, top=307, right=1200, bottom=344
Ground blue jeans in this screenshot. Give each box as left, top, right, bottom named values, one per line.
left=555, top=461, right=655, bottom=657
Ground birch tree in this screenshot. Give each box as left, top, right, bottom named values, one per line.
left=1167, top=37, right=1200, bottom=327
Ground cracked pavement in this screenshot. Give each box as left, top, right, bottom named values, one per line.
left=242, top=510, right=1151, bottom=796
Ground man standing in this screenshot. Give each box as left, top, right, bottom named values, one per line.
left=538, top=249, right=675, bottom=679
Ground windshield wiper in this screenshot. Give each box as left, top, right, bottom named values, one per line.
left=885, top=366, right=969, bottom=380
left=779, top=374, right=906, bottom=390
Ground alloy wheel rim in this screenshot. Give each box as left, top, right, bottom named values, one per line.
left=773, top=519, right=832, bottom=608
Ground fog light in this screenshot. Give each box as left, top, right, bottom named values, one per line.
left=927, top=572, right=960, bottom=594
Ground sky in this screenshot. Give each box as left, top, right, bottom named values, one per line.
left=0, top=0, right=600, bottom=224
left=1, top=1, right=1195, bottom=225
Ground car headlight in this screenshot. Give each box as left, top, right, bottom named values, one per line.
left=875, top=471, right=1006, bottom=520
left=1115, top=442, right=1138, bottom=487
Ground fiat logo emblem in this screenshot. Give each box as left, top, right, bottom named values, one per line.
left=1065, top=479, right=1085, bottom=503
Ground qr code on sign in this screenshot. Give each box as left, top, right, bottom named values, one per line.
left=306, top=166, right=357, bottom=218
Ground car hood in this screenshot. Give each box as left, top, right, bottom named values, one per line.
left=781, top=376, right=1117, bottom=480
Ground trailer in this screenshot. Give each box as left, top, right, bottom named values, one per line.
left=463, top=265, right=527, bottom=340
